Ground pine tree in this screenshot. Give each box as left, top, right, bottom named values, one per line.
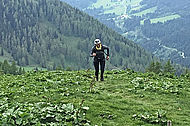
left=2, top=60, right=10, bottom=74
left=155, top=61, right=162, bottom=74
left=146, top=61, right=162, bottom=74
left=18, top=67, right=22, bottom=75
left=22, top=68, right=26, bottom=74
left=0, top=61, right=3, bottom=74
left=10, top=61, right=18, bottom=75
left=146, top=61, right=155, bottom=72
left=163, top=60, right=175, bottom=74
left=1, top=48, right=4, bottom=56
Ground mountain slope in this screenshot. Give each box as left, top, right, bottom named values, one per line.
left=0, top=0, right=154, bottom=71
left=61, top=0, right=190, bottom=68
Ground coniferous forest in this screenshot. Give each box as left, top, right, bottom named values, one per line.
left=61, top=0, right=190, bottom=68
left=1, top=0, right=190, bottom=125
left=0, top=0, right=154, bottom=71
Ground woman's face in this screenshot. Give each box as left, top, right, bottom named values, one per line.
left=96, top=43, right=101, bottom=48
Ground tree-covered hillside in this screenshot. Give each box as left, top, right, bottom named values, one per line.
left=0, top=0, right=154, bottom=71
left=61, top=0, right=190, bottom=68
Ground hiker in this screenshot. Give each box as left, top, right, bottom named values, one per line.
left=91, top=39, right=109, bottom=81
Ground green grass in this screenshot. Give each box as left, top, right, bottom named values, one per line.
left=132, top=6, right=157, bottom=17
left=23, top=66, right=47, bottom=71
left=130, top=4, right=146, bottom=12
left=89, top=0, right=143, bottom=15
left=126, top=0, right=143, bottom=7
left=150, top=14, right=181, bottom=24
left=104, top=4, right=126, bottom=15
left=89, top=0, right=127, bottom=15
left=0, top=70, right=190, bottom=125
left=140, top=14, right=181, bottom=25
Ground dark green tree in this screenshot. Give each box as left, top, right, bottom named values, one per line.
left=1, top=48, right=4, bottom=56
left=2, top=60, right=10, bottom=74
left=10, top=61, right=18, bottom=75
left=155, top=61, right=162, bottom=74
left=163, top=60, right=175, bottom=74
left=146, top=61, right=155, bottom=72
left=22, top=68, right=26, bottom=74
left=146, top=61, right=162, bottom=74
left=18, top=67, right=23, bottom=75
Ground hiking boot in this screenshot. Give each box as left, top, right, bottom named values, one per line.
left=100, top=77, right=104, bottom=81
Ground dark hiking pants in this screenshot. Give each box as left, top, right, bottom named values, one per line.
left=94, top=59, right=105, bottom=81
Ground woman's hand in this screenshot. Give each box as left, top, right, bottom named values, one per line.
left=106, top=56, right=109, bottom=60
left=92, top=53, right=96, bottom=57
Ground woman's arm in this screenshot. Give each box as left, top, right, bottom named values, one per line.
left=103, top=45, right=109, bottom=60
left=90, top=46, right=96, bottom=57
left=103, top=45, right=109, bottom=56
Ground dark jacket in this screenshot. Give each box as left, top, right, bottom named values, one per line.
left=91, top=44, right=109, bottom=61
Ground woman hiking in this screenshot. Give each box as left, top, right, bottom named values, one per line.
left=91, top=39, right=109, bottom=81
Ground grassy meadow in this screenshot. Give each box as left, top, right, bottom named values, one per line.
left=0, top=70, right=190, bottom=125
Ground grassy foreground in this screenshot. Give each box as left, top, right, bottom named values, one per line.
left=0, top=70, right=190, bottom=125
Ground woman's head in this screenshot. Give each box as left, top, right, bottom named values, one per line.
left=94, top=39, right=101, bottom=45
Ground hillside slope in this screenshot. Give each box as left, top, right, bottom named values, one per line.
left=0, top=70, right=190, bottom=125
left=0, top=0, right=154, bottom=71
left=61, top=0, right=190, bottom=68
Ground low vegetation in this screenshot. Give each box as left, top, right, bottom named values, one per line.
left=0, top=69, right=190, bottom=125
